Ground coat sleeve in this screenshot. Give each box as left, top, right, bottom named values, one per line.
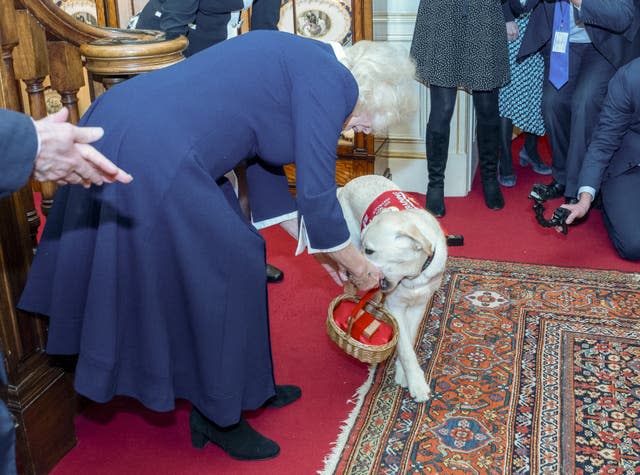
left=579, top=0, right=634, bottom=34
left=503, top=2, right=515, bottom=23
left=287, top=62, right=355, bottom=251
left=577, top=61, right=636, bottom=194
left=0, top=109, right=38, bottom=199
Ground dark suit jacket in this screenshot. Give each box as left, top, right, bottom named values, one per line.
left=0, top=109, right=38, bottom=201
left=511, top=0, right=640, bottom=68
left=578, top=58, right=640, bottom=192
left=0, top=108, right=38, bottom=390
left=136, top=0, right=280, bottom=55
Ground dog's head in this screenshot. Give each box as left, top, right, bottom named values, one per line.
left=360, top=209, right=443, bottom=293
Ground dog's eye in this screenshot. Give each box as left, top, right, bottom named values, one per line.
left=364, top=248, right=374, bottom=255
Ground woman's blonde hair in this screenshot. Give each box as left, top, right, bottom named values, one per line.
left=341, top=40, right=417, bottom=135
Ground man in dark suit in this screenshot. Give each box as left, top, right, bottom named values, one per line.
left=136, top=0, right=293, bottom=283
left=560, top=58, right=640, bottom=260
left=1, top=107, right=132, bottom=475
left=511, top=0, right=640, bottom=203
left=135, top=0, right=281, bottom=56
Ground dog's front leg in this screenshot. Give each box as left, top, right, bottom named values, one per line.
left=393, top=315, right=431, bottom=402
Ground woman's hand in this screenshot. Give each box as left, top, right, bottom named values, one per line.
left=324, top=243, right=383, bottom=291
left=314, top=253, right=348, bottom=286
left=506, top=21, right=519, bottom=42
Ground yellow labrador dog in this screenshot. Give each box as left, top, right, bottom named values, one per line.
left=338, top=175, right=447, bottom=402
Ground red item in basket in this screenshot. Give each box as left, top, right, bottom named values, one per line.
left=332, top=298, right=394, bottom=346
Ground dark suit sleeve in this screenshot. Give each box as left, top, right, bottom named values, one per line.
left=578, top=61, right=636, bottom=193
left=503, top=2, right=515, bottom=22
left=0, top=109, right=38, bottom=199
left=245, top=161, right=297, bottom=224
left=579, top=0, right=634, bottom=34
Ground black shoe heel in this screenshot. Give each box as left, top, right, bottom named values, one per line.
left=191, top=427, right=208, bottom=449
left=189, top=409, right=280, bottom=460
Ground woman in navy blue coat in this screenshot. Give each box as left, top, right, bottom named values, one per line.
left=18, top=30, right=416, bottom=460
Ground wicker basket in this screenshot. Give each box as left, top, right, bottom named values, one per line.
left=326, top=288, right=399, bottom=364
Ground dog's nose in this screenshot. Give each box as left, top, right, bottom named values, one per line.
left=379, top=278, right=390, bottom=292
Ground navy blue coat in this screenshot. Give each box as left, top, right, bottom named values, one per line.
left=18, top=31, right=358, bottom=426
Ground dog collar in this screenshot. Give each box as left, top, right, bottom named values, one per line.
left=421, top=248, right=434, bottom=272
left=361, top=190, right=421, bottom=231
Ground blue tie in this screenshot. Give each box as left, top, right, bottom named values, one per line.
left=549, top=0, right=570, bottom=89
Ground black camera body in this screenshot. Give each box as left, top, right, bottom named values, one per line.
left=529, top=186, right=571, bottom=234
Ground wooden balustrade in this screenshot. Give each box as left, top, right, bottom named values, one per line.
left=0, top=1, right=186, bottom=473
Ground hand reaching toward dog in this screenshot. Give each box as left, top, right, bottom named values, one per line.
left=325, top=243, right=383, bottom=291
left=32, top=108, right=133, bottom=187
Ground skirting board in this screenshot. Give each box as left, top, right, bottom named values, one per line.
left=374, top=149, right=478, bottom=197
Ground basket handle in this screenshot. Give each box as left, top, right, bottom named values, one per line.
left=346, top=288, right=380, bottom=336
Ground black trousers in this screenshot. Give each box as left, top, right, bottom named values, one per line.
left=542, top=42, right=616, bottom=198
left=601, top=165, right=640, bottom=260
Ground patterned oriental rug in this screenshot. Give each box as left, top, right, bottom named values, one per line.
left=320, top=258, right=640, bottom=475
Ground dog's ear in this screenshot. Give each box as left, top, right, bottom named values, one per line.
left=396, top=224, right=433, bottom=255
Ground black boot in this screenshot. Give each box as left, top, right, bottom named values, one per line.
left=476, top=122, right=505, bottom=210
left=190, top=409, right=280, bottom=460
left=425, top=129, right=450, bottom=217
left=520, top=133, right=552, bottom=175
left=498, top=117, right=516, bottom=187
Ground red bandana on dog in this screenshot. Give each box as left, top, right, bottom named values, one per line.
left=361, top=190, right=421, bottom=230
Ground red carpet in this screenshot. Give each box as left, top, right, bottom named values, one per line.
left=48, top=135, right=637, bottom=475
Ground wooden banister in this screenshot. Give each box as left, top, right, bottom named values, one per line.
left=1, top=1, right=187, bottom=473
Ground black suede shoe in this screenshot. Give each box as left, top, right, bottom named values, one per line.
left=190, top=410, right=280, bottom=460
left=266, top=264, right=284, bottom=283
left=534, top=179, right=565, bottom=200
left=564, top=197, right=578, bottom=205
left=264, top=385, right=302, bottom=409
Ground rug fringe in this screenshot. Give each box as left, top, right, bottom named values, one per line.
left=317, top=364, right=377, bottom=475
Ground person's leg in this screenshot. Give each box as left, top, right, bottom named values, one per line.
left=519, top=132, right=552, bottom=175
left=498, top=116, right=516, bottom=187
left=425, top=85, right=457, bottom=217
left=564, top=45, right=617, bottom=199
left=0, top=400, right=17, bottom=475
left=600, top=167, right=640, bottom=261
left=538, top=45, right=580, bottom=197
left=473, top=88, right=504, bottom=210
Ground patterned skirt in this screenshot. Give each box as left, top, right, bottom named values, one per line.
left=498, top=14, right=545, bottom=136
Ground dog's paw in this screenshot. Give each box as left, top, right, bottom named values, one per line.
left=408, top=378, right=431, bottom=402
left=394, top=361, right=408, bottom=387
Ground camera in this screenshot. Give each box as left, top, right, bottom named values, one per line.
left=528, top=185, right=571, bottom=235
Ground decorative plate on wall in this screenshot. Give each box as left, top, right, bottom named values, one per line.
left=279, top=0, right=353, bottom=46
left=56, top=0, right=98, bottom=25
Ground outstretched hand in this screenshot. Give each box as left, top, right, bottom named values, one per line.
left=555, top=194, right=591, bottom=232
left=506, top=21, right=519, bottom=41
left=32, top=108, right=133, bottom=187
